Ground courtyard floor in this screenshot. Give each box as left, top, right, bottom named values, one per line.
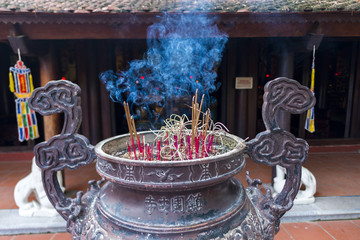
left=0, top=144, right=359, bottom=239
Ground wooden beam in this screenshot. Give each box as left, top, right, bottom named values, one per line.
left=8, top=22, right=314, bottom=39
left=0, top=12, right=360, bottom=40
left=17, top=23, right=150, bottom=40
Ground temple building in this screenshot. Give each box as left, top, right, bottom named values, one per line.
left=0, top=0, right=359, bottom=148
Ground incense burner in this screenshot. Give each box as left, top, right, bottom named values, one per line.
left=29, top=77, right=315, bottom=240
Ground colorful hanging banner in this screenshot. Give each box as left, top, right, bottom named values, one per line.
left=9, top=49, right=39, bottom=142
left=305, top=46, right=316, bottom=133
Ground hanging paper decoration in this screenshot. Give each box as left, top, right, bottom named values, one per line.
left=9, top=50, right=39, bottom=142
left=305, top=46, right=316, bottom=133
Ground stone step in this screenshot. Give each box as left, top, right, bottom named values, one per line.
left=1, top=196, right=359, bottom=235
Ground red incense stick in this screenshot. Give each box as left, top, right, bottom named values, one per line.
left=138, top=138, right=143, bottom=156
left=195, top=136, right=199, bottom=159
left=157, top=140, right=161, bottom=161
left=187, top=135, right=192, bottom=160
left=131, top=137, right=137, bottom=160
left=174, top=135, right=178, bottom=150
left=127, top=141, right=132, bottom=159
left=206, top=135, right=214, bottom=156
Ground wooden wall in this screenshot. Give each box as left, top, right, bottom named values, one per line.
left=219, top=38, right=259, bottom=140
left=75, top=40, right=116, bottom=144
left=2, top=37, right=360, bottom=149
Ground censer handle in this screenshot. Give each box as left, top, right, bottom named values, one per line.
left=245, top=77, right=316, bottom=230
left=29, top=80, right=97, bottom=224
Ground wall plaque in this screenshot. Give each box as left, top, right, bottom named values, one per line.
left=235, top=77, right=253, bottom=89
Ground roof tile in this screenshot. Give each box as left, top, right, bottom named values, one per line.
left=0, top=0, right=359, bottom=25
left=1, top=0, right=360, bottom=14
left=74, top=9, right=90, bottom=13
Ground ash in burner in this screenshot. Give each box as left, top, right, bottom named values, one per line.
left=100, top=12, right=228, bottom=127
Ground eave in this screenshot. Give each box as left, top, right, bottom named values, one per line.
left=1, top=11, right=360, bottom=40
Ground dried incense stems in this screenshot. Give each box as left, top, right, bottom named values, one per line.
left=122, top=92, right=238, bottom=161
left=191, top=91, right=204, bottom=149
left=123, top=102, right=138, bottom=141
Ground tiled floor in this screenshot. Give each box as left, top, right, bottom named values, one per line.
left=0, top=145, right=360, bottom=239
left=1, top=221, right=360, bottom=239
left=238, top=151, right=360, bottom=197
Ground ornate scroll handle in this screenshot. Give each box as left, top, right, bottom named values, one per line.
left=29, top=80, right=96, bottom=222
left=246, top=77, right=316, bottom=222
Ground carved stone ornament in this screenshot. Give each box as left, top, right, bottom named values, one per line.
left=30, top=77, right=315, bottom=239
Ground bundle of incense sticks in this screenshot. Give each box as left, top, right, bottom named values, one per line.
left=154, top=111, right=222, bottom=161
left=123, top=92, right=231, bottom=161
left=191, top=90, right=204, bottom=150
left=124, top=102, right=140, bottom=160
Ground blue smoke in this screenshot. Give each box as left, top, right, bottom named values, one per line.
left=100, top=13, right=228, bottom=124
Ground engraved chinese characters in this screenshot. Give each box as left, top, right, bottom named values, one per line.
left=95, top=151, right=246, bottom=191
left=145, top=193, right=203, bottom=215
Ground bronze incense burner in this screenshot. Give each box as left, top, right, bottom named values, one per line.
left=29, top=77, right=315, bottom=239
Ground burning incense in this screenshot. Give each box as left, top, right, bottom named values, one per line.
left=123, top=102, right=133, bottom=139
left=121, top=91, right=234, bottom=161
left=124, top=102, right=143, bottom=160
left=191, top=90, right=205, bottom=151
left=130, top=116, right=138, bottom=141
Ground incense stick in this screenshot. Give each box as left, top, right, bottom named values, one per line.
left=123, top=102, right=133, bottom=139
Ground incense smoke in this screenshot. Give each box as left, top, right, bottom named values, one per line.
left=100, top=13, right=228, bottom=125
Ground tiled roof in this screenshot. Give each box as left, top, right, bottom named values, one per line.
left=0, top=0, right=359, bottom=14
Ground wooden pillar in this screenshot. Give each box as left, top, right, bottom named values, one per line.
left=0, top=44, right=11, bottom=116
left=219, top=41, right=228, bottom=125
left=225, top=38, right=237, bottom=133
left=234, top=39, right=258, bottom=139
left=277, top=45, right=294, bottom=132
left=38, top=42, right=61, bottom=141
left=76, top=40, right=110, bottom=144
left=38, top=41, right=64, bottom=186
left=350, top=41, right=360, bottom=138
left=97, top=40, right=115, bottom=138
left=246, top=40, right=259, bottom=139
left=87, top=40, right=101, bottom=144
left=235, top=39, right=249, bottom=139
left=272, top=42, right=294, bottom=182
left=76, top=40, right=91, bottom=141
left=345, top=42, right=358, bottom=138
